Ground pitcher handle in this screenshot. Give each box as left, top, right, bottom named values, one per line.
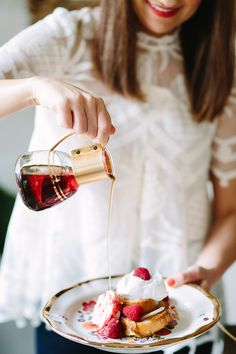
left=49, top=132, right=75, bottom=152
left=49, top=132, right=109, bottom=152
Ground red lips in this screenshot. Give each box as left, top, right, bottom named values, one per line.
left=145, top=0, right=181, bottom=18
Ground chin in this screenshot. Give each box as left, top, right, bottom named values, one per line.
left=142, top=23, right=178, bottom=36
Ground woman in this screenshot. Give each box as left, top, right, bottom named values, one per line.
left=0, top=1, right=235, bottom=353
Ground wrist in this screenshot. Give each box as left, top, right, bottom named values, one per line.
left=196, top=258, right=224, bottom=285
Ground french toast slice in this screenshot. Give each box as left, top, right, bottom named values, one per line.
left=121, top=307, right=171, bottom=338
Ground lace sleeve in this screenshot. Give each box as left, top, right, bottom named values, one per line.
left=211, top=86, right=236, bottom=187
left=0, top=7, right=95, bottom=80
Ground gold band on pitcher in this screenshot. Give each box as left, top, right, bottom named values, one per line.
left=71, top=144, right=113, bottom=185
left=48, top=151, right=68, bottom=201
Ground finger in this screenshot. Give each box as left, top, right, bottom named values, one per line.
left=96, top=99, right=113, bottom=144
left=167, top=266, right=204, bottom=287
left=72, top=96, right=88, bottom=134
left=56, top=102, right=73, bottom=129
left=84, top=96, right=98, bottom=139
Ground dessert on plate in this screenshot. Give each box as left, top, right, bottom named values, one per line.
left=89, top=267, right=173, bottom=339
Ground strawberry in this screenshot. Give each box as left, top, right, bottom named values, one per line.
left=97, top=318, right=123, bottom=339
left=133, top=267, right=151, bottom=280
left=122, top=305, right=144, bottom=322
left=156, top=328, right=171, bottom=335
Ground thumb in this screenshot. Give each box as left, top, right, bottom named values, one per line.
left=167, top=265, right=204, bottom=287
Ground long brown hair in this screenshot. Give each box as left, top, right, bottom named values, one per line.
left=93, top=0, right=236, bottom=122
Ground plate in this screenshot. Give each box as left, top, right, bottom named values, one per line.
left=43, top=275, right=221, bottom=353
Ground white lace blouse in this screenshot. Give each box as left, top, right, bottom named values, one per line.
left=0, top=6, right=236, bottom=332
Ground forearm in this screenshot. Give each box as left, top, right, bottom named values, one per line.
left=167, top=178, right=236, bottom=291
left=0, top=78, right=35, bottom=118
left=0, top=76, right=115, bottom=143
left=197, top=211, right=236, bottom=279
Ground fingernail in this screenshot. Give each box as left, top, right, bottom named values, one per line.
left=167, top=278, right=176, bottom=287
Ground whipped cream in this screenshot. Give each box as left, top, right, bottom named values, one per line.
left=92, top=290, right=119, bottom=328
left=116, top=270, right=168, bottom=302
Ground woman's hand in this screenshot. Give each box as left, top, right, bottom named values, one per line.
left=31, top=76, right=116, bottom=144
left=166, top=264, right=220, bottom=292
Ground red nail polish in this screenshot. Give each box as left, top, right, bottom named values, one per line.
left=167, top=278, right=176, bottom=286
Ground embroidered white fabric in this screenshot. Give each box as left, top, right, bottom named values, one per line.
left=0, top=6, right=234, bottom=352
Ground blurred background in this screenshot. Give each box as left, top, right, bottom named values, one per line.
left=0, top=0, right=236, bottom=353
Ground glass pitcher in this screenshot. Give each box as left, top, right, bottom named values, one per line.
left=15, top=133, right=114, bottom=211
